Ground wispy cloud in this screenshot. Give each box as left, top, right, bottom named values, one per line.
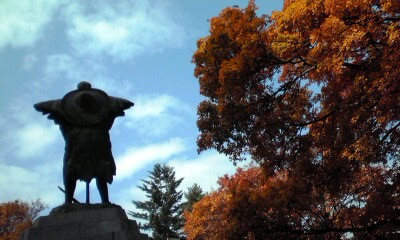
left=45, top=54, right=83, bottom=81
left=115, top=137, right=186, bottom=181
left=44, top=54, right=134, bottom=96
left=118, top=151, right=243, bottom=215
left=64, top=0, right=185, bottom=61
left=0, top=162, right=62, bottom=205
left=23, top=54, right=38, bottom=70
left=125, top=94, right=193, bottom=137
left=45, top=54, right=105, bottom=83
left=0, top=0, right=64, bottom=49
left=0, top=96, right=60, bottom=162
left=169, top=151, right=246, bottom=193
left=13, top=123, right=59, bottom=159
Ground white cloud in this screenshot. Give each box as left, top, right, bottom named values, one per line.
left=45, top=54, right=80, bottom=81
left=115, top=151, right=245, bottom=214
left=45, top=54, right=135, bottom=96
left=0, top=96, right=61, bottom=161
left=125, top=94, right=193, bottom=137
left=13, top=123, right=59, bottom=158
left=169, top=151, right=245, bottom=193
left=23, top=54, right=38, bottom=70
left=0, top=0, right=64, bottom=49
left=115, top=138, right=186, bottom=181
left=0, top=165, right=41, bottom=199
left=65, top=0, right=185, bottom=61
left=45, top=54, right=103, bottom=83
left=114, top=184, right=147, bottom=213
left=0, top=162, right=62, bottom=206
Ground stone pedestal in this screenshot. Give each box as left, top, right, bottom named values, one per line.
left=21, top=204, right=148, bottom=240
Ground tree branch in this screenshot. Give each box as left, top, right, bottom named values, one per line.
left=384, top=17, right=400, bottom=22
left=289, top=109, right=338, bottom=127
left=266, top=216, right=400, bottom=236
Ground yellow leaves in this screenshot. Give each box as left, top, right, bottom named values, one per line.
left=274, top=0, right=324, bottom=27
left=270, top=31, right=302, bottom=57
left=342, top=30, right=368, bottom=52
left=272, top=0, right=398, bottom=81
left=184, top=191, right=230, bottom=240
left=382, top=0, right=400, bottom=14
left=342, top=135, right=374, bottom=162
left=308, top=15, right=346, bottom=69
left=196, top=37, right=208, bottom=54
left=387, top=22, right=400, bottom=46
left=319, top=15, right=346, bottom=40
left=324, top=0, right=346, bottom=15
left=325, top=0, right=375, bottom=16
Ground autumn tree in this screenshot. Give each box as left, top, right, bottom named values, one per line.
left=0, top=199, right=46, bottom=240
left=129, top=163, right=184, bottom=240
left=189, top=0, right=400, bottom=239
left=185, top=167, right=287, bottom=239
left=182, top=183, right=206, bottom=212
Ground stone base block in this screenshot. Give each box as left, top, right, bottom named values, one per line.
left=21, top=204, right=148, bottom=240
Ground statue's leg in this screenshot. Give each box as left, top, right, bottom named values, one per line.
left=63, top=154, right=77, bottom=204
left=96, top=177, right=110, bottom=204
left=65, top=176, right=77, bottom=204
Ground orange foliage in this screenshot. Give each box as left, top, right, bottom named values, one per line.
left=0, top=199, right=46, bottom=240
left=192, top=0, right=400, bottom=238
left=185, top=167, right=271, bottom=239
left=185, top=165, right=399, bottom=239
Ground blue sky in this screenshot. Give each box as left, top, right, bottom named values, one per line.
left=0, top=0, right=283, bottom=212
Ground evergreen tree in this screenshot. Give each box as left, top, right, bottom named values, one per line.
left=129, top=163, right=184, bottom=240
left=182, top=183, right=205, bottom=212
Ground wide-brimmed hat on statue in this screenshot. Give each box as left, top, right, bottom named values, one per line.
left=61, top=81, right=111, bottom=126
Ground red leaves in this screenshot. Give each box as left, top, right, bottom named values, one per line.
left=0, top=199, right=46, bottom=240
left=185, top=165, right=399, bottom=239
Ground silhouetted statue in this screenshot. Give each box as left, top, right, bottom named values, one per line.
left=34, top=81, right=134, bottom=204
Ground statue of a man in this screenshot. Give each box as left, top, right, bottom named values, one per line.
left=34, top=81, right=134, bottom=204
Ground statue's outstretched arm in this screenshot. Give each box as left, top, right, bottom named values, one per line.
left=34, top=100, right=61, bottom=114
left=110, top=97, right=134, bottom=116
left=34, top=100, right=62, bottom=122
